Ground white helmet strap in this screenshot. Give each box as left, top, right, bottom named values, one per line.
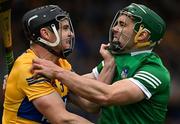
left=37, top=24, right=60, bottom=47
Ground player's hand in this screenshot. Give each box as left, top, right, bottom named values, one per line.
left=100, top=43, right=115, bottom=66
left=31, top=58, right=63, bottom=79
left=3, top=74, right=8, bottom=96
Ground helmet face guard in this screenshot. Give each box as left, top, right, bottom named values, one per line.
left=108, top=3, right=166, bottom=54
left=108, top=10, right=122, bottom=54
left=22, top=5, right=75, bottom=58
left=57, top=16, right=75, bottom=58
left=37, top=15, right=75, bottom=58
left=108, top=11, right=141, bottom=54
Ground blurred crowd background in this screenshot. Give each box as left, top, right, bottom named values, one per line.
left=0, top=0, right=180, bottom=124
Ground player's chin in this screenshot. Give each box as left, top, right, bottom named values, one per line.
left=63, top=44, right=71, bottom=49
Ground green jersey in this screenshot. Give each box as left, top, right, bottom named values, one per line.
left=92, top=50, right=170, bottom=124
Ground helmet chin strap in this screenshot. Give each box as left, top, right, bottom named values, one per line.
left=36, top=24, right=72, bottom=58
left=108, top=31, right=132, bottom=54
left=36, top=41, right=71, bottom=59
left=37, top=24, right=60, bottom=47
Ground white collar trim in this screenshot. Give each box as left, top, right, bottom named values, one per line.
left=130, top=49, right=152, bottom=56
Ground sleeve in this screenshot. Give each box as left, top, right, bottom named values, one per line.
left=92, top=61, right=104, bottom=79
left=129, top=64, right=170, bottom=99
left=17, top=64, right=55, bottom=101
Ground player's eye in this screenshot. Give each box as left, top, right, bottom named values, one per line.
left=119, top=21, right=126, bottom=27
left=63, top=25, right=70, bottom=30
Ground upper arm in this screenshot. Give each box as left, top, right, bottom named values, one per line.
left=33, top=92, right=94, bottom=124
left=17, top=67, right=65, bottom=123
left=22, top=75, right=65, bottom=123
left=107, top=79, right=145, bottom=105
left=107, top=64, right=170, bottom=105
left=32, top=91, right=67, bottom=123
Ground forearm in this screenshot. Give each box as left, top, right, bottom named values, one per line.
left=69, top=91, right=100, bottom=113
left=61, top=112, right=94, bottom=124
left=73, top=59, right=115, bottom=108
left=97, top=59, right=116, bottom=84
left=82, top=73, right=96, bottom=79
left=56, top=70, right=111, bottom=105
left=56, top=59, right=115, bottom=105
left=70, top=73, right=100, bottom=113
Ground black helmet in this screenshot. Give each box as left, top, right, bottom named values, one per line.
left=22, top=5, right=67, bottom=41
left=22, top=5, right=75, bottom=58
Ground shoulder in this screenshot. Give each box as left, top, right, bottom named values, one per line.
left=129, top=57, right=170, bottom=99
left=14, top=49, right=36, bottom=69
left=142, top=52, right=170, bottom=84
left=58, top=58, right=72, bottom=70
left=10, top=49, right=36, bottom=79
left=133, top=57, right=170, bottom=91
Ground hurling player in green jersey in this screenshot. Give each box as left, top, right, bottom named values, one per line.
left=32, top=3, right=171, bottom=124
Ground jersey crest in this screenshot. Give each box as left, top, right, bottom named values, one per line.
left=121, top=67, right=129, bottom=79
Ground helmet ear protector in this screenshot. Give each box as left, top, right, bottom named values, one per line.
left=108, top=3, right=166, bottom=54
left=22, top=5, right=75, bottom=58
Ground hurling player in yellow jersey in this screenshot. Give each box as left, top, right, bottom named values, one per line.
left=2, top=5, right=94, bottom=124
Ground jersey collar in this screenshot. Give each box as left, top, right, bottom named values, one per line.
left=130, top=49, right=152, bottom=56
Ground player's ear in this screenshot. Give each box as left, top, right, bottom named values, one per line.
left=39, top=28, right=50, bottom=40
left=137, top=30, right=150, bottom=42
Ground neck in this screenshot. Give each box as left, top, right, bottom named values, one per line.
left=30, top=43, right=59, bottom=63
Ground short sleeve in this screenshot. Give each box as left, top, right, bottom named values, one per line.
left=129, top=64, right=170, bottom=99
left=17, top=64, right=55, bottom=101
left=25, top=76, right=55, bottom=101
left=92, top=61, right=104, bottom=79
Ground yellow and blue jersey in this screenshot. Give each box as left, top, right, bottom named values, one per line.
left=2, top=49, right=71, bottom=124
